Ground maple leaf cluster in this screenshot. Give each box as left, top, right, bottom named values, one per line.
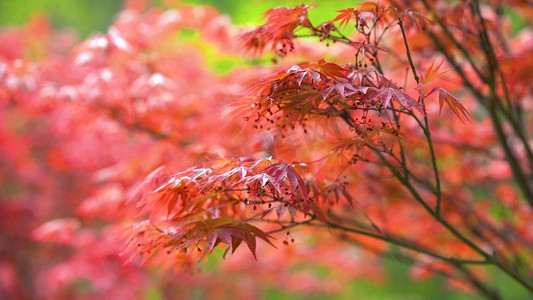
left=1, top=0, right=533, bottom=299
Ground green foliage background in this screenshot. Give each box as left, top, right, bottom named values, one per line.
left=0, top=1, right=528, bottom=299
left=0, top=0, right=121, bottom=37
left=0, top=0, right=358, bottom=37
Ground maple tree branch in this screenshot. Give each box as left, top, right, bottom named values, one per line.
left=419, top=0, right=489, bottom=84
left=426, top=27, right=533, bottom=208
left=424, top=120, right=442, bottom=215
left=303, top=10, right=533, bottom=291
left=381, top=149, right=440, bottom=194
left=490, top=256, right=533, bottom=294
left=332, top=27, right=355, bottom=44
left=474, top=5, right=512, bottom=112
left=467, top=217, right=531, bottom=270
left=101, top=105, right=174, bottom=142
left=130, top=123, right=172, bottom=141
left=350, top=148, right=529, bottom=271
left=259, top=217, right=316, bottom=235
left=471, top=0, right=498, bottom=88
left=505, top=115, right=533, bottom=170
left=487, top=103, right=533, bottom=206
left=372, top=147, right=533, bottom=293
left=337, top=234, right=502, bottom=300
left=389, top=103, right=409, bottom=178
left=470, top=0, right=533, bottom=170
left=453, top=263, right=502, bottom=300
left=419, top=0, right=533, bottom=204
left=378, top=153, right=527, bottom=269
left=310, top=221, right=489, bottom=265
left=431, top=139, right=499, bottom=158
left=292, top=34, right=353, bottom=45
left=258, top=209, right=503, bottom=298
left=398, top=19, right=420, bottom=84
left=398, top=19, right=442, bottom=215
left=375, top=19, right=398, bottom=46
left=372, top=148, right=489, bottom=256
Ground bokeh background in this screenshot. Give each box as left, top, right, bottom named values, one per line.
left=0, top=1, right=529, bottom=299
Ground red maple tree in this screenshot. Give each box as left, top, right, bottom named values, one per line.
left=1, top=0, right=533, bottom=299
